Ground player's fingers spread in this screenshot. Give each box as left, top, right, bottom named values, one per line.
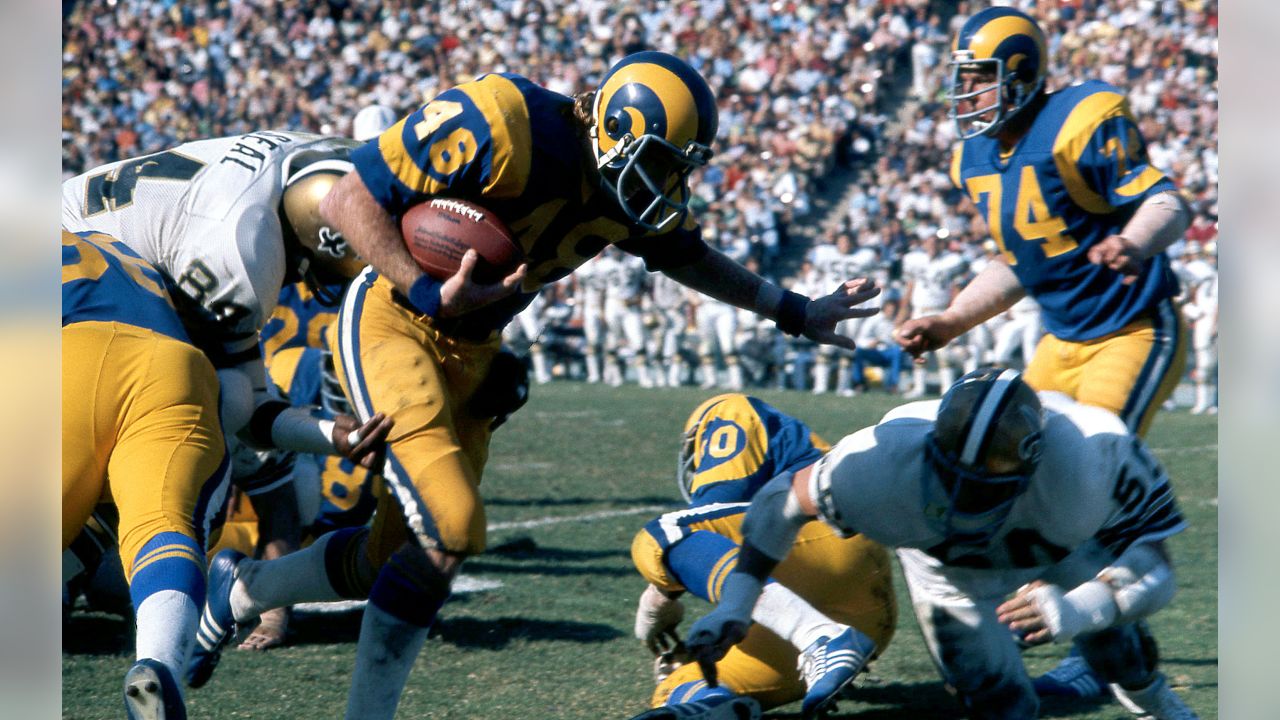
left=841, top=305, right=880, bottom=320
left=841, top=282, right=881, bottom=304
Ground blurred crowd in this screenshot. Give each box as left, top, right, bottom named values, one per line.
left=61, top=0, right=1216, bottom=407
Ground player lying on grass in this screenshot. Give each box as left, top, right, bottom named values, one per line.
left=687, top=369, right=1198, bottom=720
left=628, top=394, right=897, bottom=720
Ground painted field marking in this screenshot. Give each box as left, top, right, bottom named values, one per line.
left=488, top=504, right=674, bottom=532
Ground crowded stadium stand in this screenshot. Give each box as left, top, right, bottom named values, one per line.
left=61, top=0, right=1216, bottom=400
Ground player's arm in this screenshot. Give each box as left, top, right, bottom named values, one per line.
left=895, top=260, right=1025, bottom=356
left=222, top=355, right=392, bottom=467
left=998, top=435, right=1185, bottom=644
left=997, top=539, right=1176, bottom=645
left=1065, top=96, right=1191, bottom=278
left=685, top=463, right=818, bottom=672
left=1087, top=192, right=1191, bottom=281
left=663, top=247, right=880, bottom=350
left=320, top=98, right=525, bottom=320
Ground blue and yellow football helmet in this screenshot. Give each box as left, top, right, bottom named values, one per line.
left=948, top=7, right=1048, bottom=139
left=591, top=51, right=718, bottom=234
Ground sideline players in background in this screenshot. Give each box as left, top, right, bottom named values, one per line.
left=893, top=8, right=1193, bottom=698
left=687, top=369, right=1199, bottom=720
left=629, top=395, right=895, bottom=719
left=192, top=51, right=882, bottom=720
left=63, top=230, right=231, bottom=719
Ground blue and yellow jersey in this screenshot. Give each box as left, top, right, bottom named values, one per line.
left=951, top=80, right=1179, bottom=341
left=62, top=230, right=190, bottom=343
left=683, top=394, right=828, bottom=506
left=260, top=281, right=343, bottom=365
left=351, top=72, right=708, bottom=335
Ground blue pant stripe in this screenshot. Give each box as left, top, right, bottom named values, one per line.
left=192, top=445, right=232, bottom=551
left=1121, top=300, right=1180, bottom=430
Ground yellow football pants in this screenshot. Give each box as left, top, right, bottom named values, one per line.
left=62, top=321, right=227, bottom=581
left=633, top=511, right=897, bottom=710
left=1024, top=300, right=1187, bottom=437
left=334, top=271, right=500, bottom=562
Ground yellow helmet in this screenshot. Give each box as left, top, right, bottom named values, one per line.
left=591, top=51, right=718, bottom=234
left=280, top=139, right=364, bottom=299
left=948, top=7, right=1048, bottom=139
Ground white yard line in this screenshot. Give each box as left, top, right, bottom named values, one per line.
left=488, top=504, right=674, bottom=532
left=1150, top=444, right=1218, bottom=455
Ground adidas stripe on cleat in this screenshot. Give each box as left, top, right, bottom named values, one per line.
left=185, top=549, right=245, bottom=688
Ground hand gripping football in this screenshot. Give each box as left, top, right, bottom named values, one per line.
left=401, top=198, right=522, bottom=283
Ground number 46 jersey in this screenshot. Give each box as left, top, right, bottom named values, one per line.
left=62, top=131, right=334, bottom=362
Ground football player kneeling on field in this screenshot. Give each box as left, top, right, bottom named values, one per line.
left=627, top=394, right=896, bottom=720
left=687, top=369, right=1198, bottom=720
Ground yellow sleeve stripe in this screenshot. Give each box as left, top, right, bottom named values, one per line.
left=810, top=432, right=831, bottom=454
left=457, top=74, right=532, bottom=199
left=706, top=547, right=740, bottom=603
left=949, top=144, right=964, bottom=189
left=1115, top=165, right=1168, bottom=198
left=130, top=547, right=203, bottom=580
left=378, top=116, right=449, bottom=196
left=1052, top=90, right=1128, bottom=215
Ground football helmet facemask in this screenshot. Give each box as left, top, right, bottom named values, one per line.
left=591, top=51, right=718, bottom=234
left=948, top=7, right=1048, bottom=139
left=923, top=367, right=1044, bottom=543
left=280, top=139, right=364, bottom=304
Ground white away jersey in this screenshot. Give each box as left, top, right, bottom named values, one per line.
left=605, top=253, right=648, bottom=304
left=62, top=130, right=330, bottom=356
left=902, top=250, right=968, bottom=310
left=810, top=394, right=1185, bottom=572
left=574, top=254, right=614, bottom=309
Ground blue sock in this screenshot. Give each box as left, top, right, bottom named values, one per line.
left=367, top=555, right=448, bottom=628
left=664, top=530, right=773, bottom=603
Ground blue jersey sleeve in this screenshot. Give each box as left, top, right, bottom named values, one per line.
left=1075, top=111, right=1176, bottom=212
left=352, top=74, right=537, bottom=218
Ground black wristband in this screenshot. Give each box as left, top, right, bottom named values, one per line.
left=776, top=290, right=809, bottom=337
left=248, top=400, right=290, bottom=448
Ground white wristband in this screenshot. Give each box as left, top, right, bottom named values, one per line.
left=1028, top=580, right=1117, bottom=644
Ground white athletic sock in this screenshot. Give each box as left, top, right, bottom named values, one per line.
left=531, top=351, right=550, bottom=384
left=750, top=583, right=844, bottom=652
left=134, top=589, right=199, bottom=686
left=813, top=361, right=830, bottom=393
left=345, top=603, right=430, bottom=720
left=230, top=534, right=345, bottom=623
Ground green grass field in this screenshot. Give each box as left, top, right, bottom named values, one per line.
left=63, top=383, right=1218, bottom=719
